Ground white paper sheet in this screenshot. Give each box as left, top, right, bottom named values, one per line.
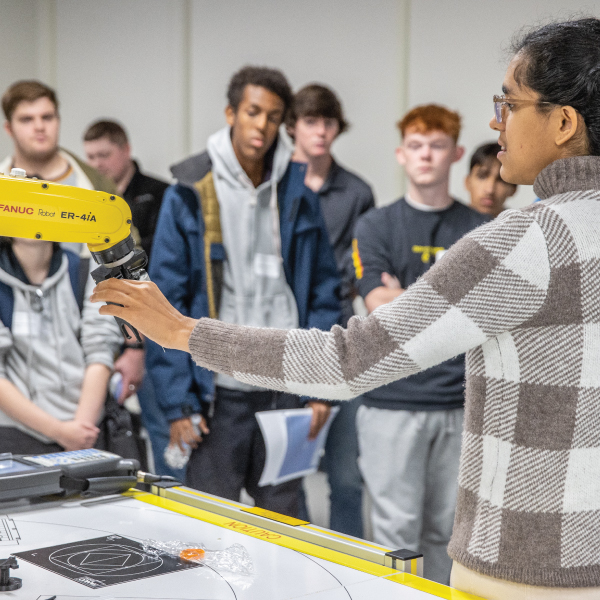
left=256, top=406, right=340, bottom=487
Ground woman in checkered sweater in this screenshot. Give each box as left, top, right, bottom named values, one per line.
left=94, top=18, right=600, bottom=599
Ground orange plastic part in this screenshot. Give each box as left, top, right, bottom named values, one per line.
left=179, top=548, right=205, bottom=561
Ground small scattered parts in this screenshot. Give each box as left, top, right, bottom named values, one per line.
left=179, top=548, right=205, bottom=561
left=142, top=539, right=254, bottom=576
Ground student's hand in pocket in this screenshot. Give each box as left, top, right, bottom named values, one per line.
left=307, top=401, right=331, bottom=440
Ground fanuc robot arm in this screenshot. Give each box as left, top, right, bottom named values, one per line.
left=0, top=169, right=148, bottom=341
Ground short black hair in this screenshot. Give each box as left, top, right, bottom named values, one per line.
left=286, top=84, right=349, bottom=134
left=227, top=66, right=292, bottom=116
left=511, top=17, right=600, bottom=155
left=469, top=142, right=502, bottom=171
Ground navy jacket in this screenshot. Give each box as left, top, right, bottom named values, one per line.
left=147, top=157, right=341, bottom=422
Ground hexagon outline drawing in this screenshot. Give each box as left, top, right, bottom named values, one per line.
left=49, top=542, right=163, bottom=577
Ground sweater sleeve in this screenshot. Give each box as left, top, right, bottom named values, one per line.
left=188, top=210, right=551, bottom=400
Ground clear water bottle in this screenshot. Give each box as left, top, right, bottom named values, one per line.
left=164, top=414, right=202, bottom=469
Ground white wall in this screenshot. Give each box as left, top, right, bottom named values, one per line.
left=54, top=0, right=188, bottom=183
left=0, top=0, right=408, bottom=204
left=189, top=0, right=408, bottom=204
left=408, top=0, right=600, bottom=208
left=0, top=1, right=598, bottom=206
left=0, top=0, right=40, bottom=161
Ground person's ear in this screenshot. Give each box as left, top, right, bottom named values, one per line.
left=453, top=145, right=465, bottom=163
left=3, top=120, right=13, bottom=140
left=395, top=146, right=406, bottom=166
left=464, top=173, right=473, bottom=194
left=225, top=105, right=235, bottom=128
left=555, top=106, right=581, bottom=147
left=286, top=123, right=296, bottom=141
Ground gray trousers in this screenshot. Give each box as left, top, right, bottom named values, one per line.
left=357, top=405, right=463, bottom=585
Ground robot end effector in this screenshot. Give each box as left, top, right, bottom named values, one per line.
left=0, top=168, right=149, bottom=341
left=88, top=234, right=149, bottom=343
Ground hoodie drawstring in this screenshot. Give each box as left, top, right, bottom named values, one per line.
left=24, top=289, right=37, bottom=396
left=50, top=287, right=67, bottom=397
left=270, top=175, right=284, bottom=267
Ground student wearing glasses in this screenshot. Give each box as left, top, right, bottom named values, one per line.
left=94, top=18, right=600, bottom=598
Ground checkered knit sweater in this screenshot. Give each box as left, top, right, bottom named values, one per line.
left=189, top=156, right=600, bottom=587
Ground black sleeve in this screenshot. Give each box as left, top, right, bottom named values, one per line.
left=340, top=184, right=378, bottom=302
left=362, top=185, right=376, bottom=213
left=353, top=210, right=394, bottom=299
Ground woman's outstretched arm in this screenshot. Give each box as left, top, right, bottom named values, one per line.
left=92, top=210, right=550, bottom=401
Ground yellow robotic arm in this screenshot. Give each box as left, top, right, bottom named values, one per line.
left=0, top=169, right=148, bottom=340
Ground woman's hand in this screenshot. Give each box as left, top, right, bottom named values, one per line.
left=90, top=280, right=197, bottom=351
left=54, top=420, right=99, bottom=451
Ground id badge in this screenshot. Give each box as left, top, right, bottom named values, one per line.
left=254, top=253, right=281, bottom=278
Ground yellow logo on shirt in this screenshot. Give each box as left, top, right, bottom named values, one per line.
left=412, top=245, right=445, bottom=263
left=352, top=239, right=363, bottom=279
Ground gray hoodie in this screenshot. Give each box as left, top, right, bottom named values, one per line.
left=207, top=126, right=299, bottom=391
left=0, top=253, right=122, bottom=442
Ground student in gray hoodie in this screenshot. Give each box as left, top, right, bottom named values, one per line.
left=0, top=237, right=122, bottom=454
left=146, top=66, right=341, bottom=517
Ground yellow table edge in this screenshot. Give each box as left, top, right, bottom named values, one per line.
left=241, top=505, right=309, bottom=526
left=172, top=486, right=390, bottom=553
left=127, top=490, right=484, bottom=600
left=385, top=573, right=485, bottom=599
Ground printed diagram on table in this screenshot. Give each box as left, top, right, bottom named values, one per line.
left=13, top=535, right=202, bottom=589
left=0, top=516, right=20, bottom=545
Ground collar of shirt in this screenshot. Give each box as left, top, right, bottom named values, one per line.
left=404, top=193, right=454, bottom=212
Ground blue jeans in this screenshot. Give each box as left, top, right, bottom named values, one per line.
left=137, top=374, right=186, bottom=481
left=321, top=396, right=364, bottom=538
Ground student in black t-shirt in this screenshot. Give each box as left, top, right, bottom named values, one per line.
left=352, top=105, right=488, bottom=584
left=287, top=84, right=374, bottom=539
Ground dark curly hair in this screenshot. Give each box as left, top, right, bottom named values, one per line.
left=227, top=66, right=292, bottom=118
left=510, top=17, right=600, bottom=155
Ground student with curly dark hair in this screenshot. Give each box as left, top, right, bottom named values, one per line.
left=145, top=66, right=340, bottom=517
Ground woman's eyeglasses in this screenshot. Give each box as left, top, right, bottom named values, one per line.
left=493, top=95, right=554, bottom=123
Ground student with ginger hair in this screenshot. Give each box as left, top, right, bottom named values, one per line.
left=347, top=104, right=487, bottom=583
